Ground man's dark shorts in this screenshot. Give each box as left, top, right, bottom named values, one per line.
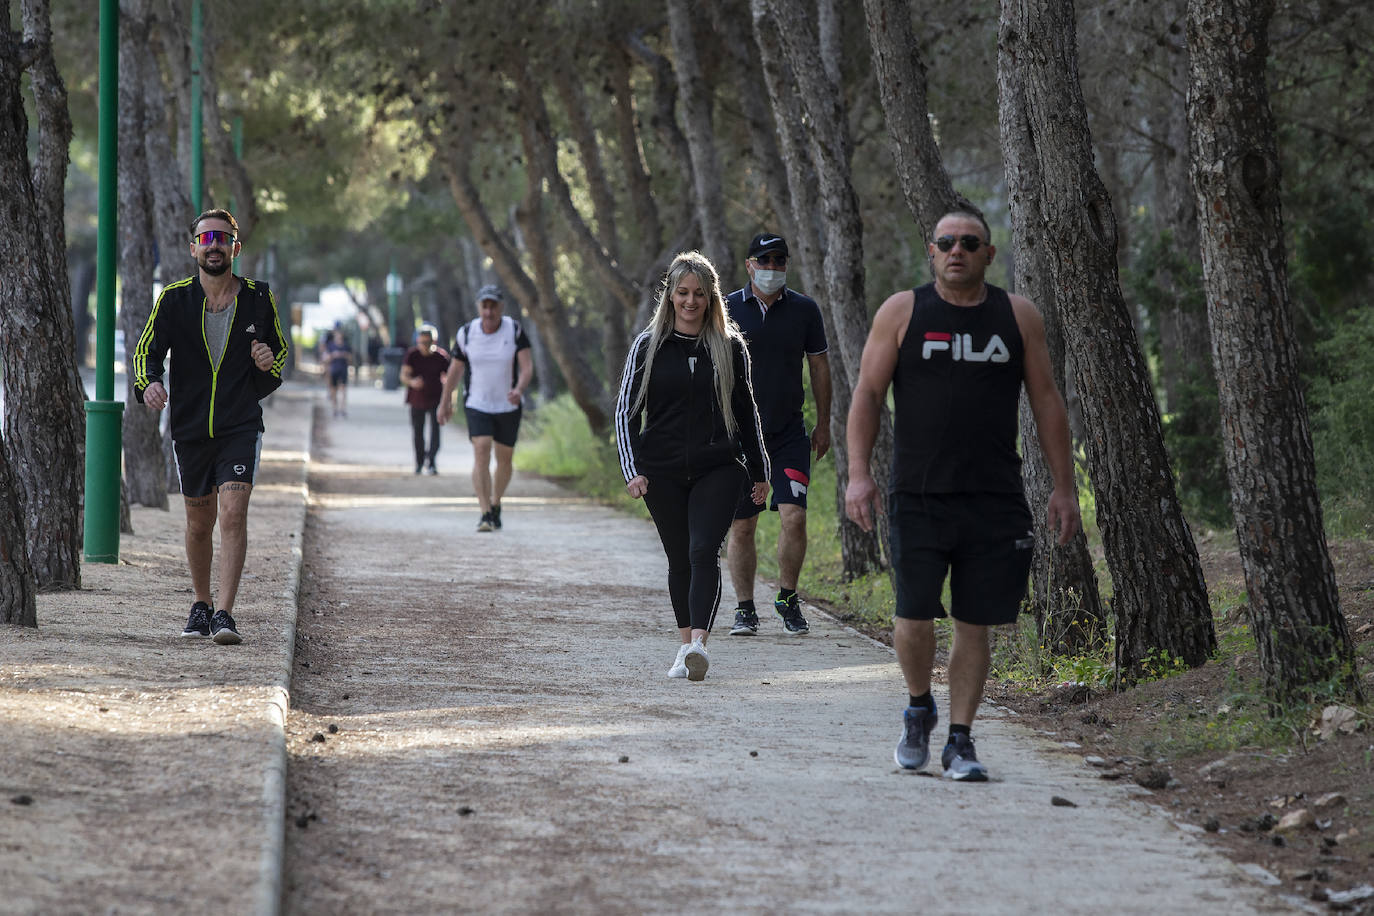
left=735, top=426, right=811, bottom=520
left=328, top=365, right=348, bottom=387
left=173, top=430, right=262, bottom=499
left=889, top=491, right=1034, bottom=626
left=465, top=405, right=522, bottom=447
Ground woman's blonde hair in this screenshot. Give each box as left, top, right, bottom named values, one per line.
left=633, top=251, right=744, bottom=438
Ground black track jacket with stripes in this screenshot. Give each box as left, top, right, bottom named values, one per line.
left=131, top=275, right=289, bottom=442
left=615, top=329, right=770, bottom=485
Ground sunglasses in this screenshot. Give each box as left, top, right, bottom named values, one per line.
left=752, top=254, right=788, bottom=268
left=193, top=230, right=237, bottom=247
left=933, top=234, right=986, bottom=253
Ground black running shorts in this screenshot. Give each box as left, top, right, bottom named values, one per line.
left=173, top=430, right=263, bottom=498
left=735, top=425, right=811, bottom=519
left=465, top=405, right=522, bottom=447
left=888, top=491, right=1034, bottom=626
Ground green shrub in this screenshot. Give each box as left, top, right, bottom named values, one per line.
left=1306, top=306, right=1374, bottom=537
left=514, top=394, right=647, bottom=517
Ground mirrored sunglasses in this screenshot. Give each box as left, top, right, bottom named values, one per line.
left=193, top=230, right=236, bottom=247
left=933, top=234, right=985, bottom=253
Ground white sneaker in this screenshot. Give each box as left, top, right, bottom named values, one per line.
left=667, top=643, right=690, bottom=678
left=684, top=639, right=709, bottom=681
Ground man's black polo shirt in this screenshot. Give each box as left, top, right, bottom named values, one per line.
left=725, top=285, right=828, bottom=439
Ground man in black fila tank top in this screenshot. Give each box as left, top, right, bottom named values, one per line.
left=844, top=211, right=1080, bottom=781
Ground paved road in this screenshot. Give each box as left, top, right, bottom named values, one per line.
left=279, top=385, right=1295, bottom=915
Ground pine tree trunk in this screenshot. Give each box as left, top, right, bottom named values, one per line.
left=119, top=0, right=169, bottom=510
left=863, top=0, right=977, bottom=238
left=997, top=35, right=1107, bottom=654
left=1186, top=0, right=1360, bottom=703
left=753, top=0, right=887, bottom=579
left=1001, top=0, right=1215, bottom=679
left=438, top=124, right=610, bottom=432
left=0, top=443, right=37, bottom=627
left=1147, top=9, right=1213, bottom=418
left=2, top=1, right=85, bottom=590
left=666, top=0, right=734, bottom=280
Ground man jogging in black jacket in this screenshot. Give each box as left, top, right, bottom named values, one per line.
left=132, top=208, right=288, bottom=644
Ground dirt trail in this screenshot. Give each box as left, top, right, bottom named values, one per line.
left=0, top=388, right=311, bottom=914
left=282, top=386, right=1298, bottom=915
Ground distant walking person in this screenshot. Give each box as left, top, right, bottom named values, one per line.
left=725, top=233, right=832, bottom=637
left=131, top=208, right=289, bottom=645
left=401, top=325, right=451, bottom=475
left=846, top=211, right=1079, bottom=780
left=615, top=251, right=770, bottom=682
left=323, top=327, right=352, bottom=418
left=437, top=285, right=534, bottom=531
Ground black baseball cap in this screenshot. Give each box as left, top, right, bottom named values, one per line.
left=747, top=233, right=789, bottom=259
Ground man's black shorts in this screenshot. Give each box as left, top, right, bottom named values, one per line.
left=735, top=426, right=811, bottom=520
left=888, top=491, right=1034, bottom=626
left=465, top=405, right=522, bottom=447
left=328, top=365, right=348, bottom=387
left=173, top=430, right=262, bottom=498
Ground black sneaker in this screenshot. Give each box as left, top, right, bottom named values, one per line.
left=181, top=601, right=212, bottom=638
left=491, top=504, right=502, bottom=529
left=774, top=594, right=809, bottom=635
left=941, top=732, right=989, bottom=781
left=210, top=609, right=242, bottom=645
left=895, top=705, right=938, bottom=770
left=729, top=608, right=759, bottom=635
left=477, top=512, right=494, bottom=532
left=426, top=463, right=438, bottom=476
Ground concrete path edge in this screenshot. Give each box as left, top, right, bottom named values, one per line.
left=253, top=394, right=314, bottom=916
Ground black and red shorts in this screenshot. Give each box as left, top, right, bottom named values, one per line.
left=735, top=426, right=812, bottom=519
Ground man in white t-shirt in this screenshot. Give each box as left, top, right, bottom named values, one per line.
left=438, top=284, right=534, bottom=532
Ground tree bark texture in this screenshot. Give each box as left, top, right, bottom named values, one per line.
left=705, top=0, right=795, bottom=245
left=0, top=442, right=37, bottom=627
left=22, top=0, right=73, bottom=324
left=1001, top=0, right=1215, bottom=678
left=607, top=45, right=664, bottom=282
left=119, top=0, right=169, bottom=510
left=756, top=0, right=868, bottom=388
left=144, top=11, right=194, bottom=288
left=863, top=0, right=978, bottom=239
left=666, top=0, right=735, bottom=280
left=752, top=0, right=888, bottom=580
left=199, top=8, right=257, bottom=240
left=997, top=28, right=1106, bottom=654
left=2, top=1, right=86, bottom=590
left=516, top=74, right=641, bottom=323
left=1150, top=75, right=1212, bottom=418
left=1186, top=0, right=1359, bottom=702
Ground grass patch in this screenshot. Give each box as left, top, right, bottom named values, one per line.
left=515, top=394, right=647, bottom=518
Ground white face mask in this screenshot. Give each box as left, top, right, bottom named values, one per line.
left=752, top=269, right=786, bottom=295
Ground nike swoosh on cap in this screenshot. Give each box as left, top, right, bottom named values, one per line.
left=758, top=237, right=782, bottom=247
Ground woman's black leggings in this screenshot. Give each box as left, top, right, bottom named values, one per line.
left=643, top=462, right=747, bottom=631
left=410, top=406, right=440, bottom=467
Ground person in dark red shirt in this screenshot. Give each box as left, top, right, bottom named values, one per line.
left=401, top=325, right=451, bottom=475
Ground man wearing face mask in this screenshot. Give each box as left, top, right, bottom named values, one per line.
left=725, top=234, right=832, bottom=637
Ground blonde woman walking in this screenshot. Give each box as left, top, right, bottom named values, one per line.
left=615, top=252, right=770, bottom=681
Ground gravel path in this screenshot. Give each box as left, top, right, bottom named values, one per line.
left=280, top=386, right=1297, bottom=915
